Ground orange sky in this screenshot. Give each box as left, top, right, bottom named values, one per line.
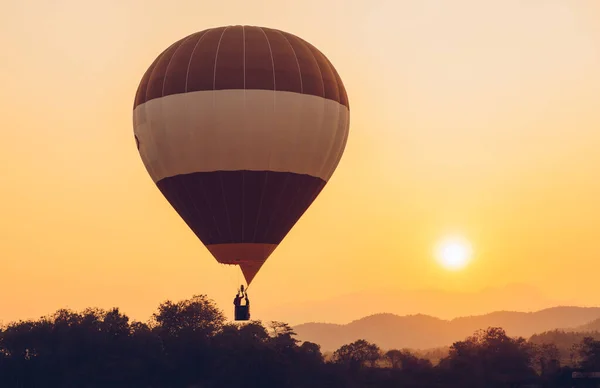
left=1, top=0, right=600, bottom=325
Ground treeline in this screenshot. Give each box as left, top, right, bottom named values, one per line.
left=529, top=329, right=600, bottom=366
left=1, top=295, right=600, bottom=388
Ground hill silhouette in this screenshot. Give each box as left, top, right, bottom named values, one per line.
left=262, top=283, right=573, bottom=324
left=294, top=306, right=600, bottom=351
left=574, top=318, right=600, bottom=332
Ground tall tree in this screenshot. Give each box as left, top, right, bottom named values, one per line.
left=333, top=339, right=381, bottom=370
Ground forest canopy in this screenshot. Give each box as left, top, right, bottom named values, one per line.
left=1, top=295, right=599, bottom=387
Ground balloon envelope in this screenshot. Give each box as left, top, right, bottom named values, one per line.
left=133, top=25, right=350, bottom=284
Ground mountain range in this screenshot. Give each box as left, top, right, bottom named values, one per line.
left=293, top=306, right=600, bottom=352
left=262, top=283, right=576, bottom=325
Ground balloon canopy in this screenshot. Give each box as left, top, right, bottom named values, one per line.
left=133, top=25, right=350, bottom=285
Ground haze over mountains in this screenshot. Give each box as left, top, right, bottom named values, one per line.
left=574, top=318, right=600, bottom=332
left=264, top=283, right=574, bottom=325
left=283, top=283, right=600, bottom=352
left=293, top=306, right=600, bottom=352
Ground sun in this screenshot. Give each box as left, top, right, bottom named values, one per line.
left=435, top=237, right=473, bottom=271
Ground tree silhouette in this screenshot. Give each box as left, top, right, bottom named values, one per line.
left=533, top=342, right=561, bottom=375
left=333, top=339, right=381, bottom=370
left=151, top=294, right=225, bottom=387
left=439, top=327, right=537, bottom=387
left=0, top=296, right=593, bottom=387
left=385, top=349, right=403, bottom=369
left=576, top=336, right=600, bottom=371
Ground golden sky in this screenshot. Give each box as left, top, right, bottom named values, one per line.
left=1, top=0, right=600, bottom=325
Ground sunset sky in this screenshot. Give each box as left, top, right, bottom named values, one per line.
left=1, top=0, right=600, bottom=325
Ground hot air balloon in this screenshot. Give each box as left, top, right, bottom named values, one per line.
left=133, top=25, right=350, bottom=296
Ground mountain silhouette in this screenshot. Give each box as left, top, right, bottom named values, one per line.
left=574, top=317, right=600, bottom=332
left=262, top=283, right=574, bottom=325
left=293, top=306, right=600, bottom=351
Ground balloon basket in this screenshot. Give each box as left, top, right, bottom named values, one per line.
left=234, top=305, right=250, bottom=321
